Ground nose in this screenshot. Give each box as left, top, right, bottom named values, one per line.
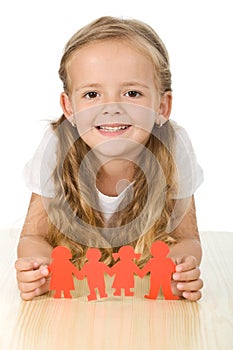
left=101, top=103, right=124, bottom=116
left=94, top=102, right=132, bottom=126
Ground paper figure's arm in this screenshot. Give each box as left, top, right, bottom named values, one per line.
left=47, top=263, right=53, bottom=274
left=134, top=265, right=145, bottom=278
left=139, top=262, right=151, bottom=278
left=104, top=265, right=113, bottom=276
left=71, top=264, right=83, bottom=280
left=108, top=263, right=118, bottom=277
left=78, top=264, right=89, bottom=279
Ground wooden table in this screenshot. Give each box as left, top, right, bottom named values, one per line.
left=0, top=229, right=232, bottom=350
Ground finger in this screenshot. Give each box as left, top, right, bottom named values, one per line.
left=35, top=279, right=50, bottom=297
left=15, top=258, right=37, bottom=272
left=18, top=277, right=47, bottom=293
left=182, top=290, right=202, bottom=302
left=39, top=265, right=50, bottom=277
left=171, top=280, right=183, bottom=297
left=17, top=267, right=48, bottom=283
left=177, top=279, right=203, bottom=293
left=21, top=279, right=50, bottom=301
left=176, top=256, right=197, bottom=272
left=15, top=257, right=51, bottom=272
left=173, top=267, right=200, bottom=282
left=17, top=264, right=49, bottom=283
left=21, top=290, right=38, bottom=301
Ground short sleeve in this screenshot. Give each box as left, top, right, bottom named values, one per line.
left=23, top=126, right=57, bottom=197
left=171, top=120, right=204, bottom=199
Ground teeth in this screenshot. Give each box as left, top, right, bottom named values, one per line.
left=98, top=125, right=129, bottom=132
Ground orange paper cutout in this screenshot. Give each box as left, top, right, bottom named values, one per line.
left=110, top=246, right=141, bottom=296
left=48, top=246, right=81, bottom=298
left=80, top=248, right=111, bottom=301
left=48, top=241, right=178, bottom=301
left=141, top=241, right=179, bottom=300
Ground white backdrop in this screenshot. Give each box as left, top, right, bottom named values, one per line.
left=0, top=0, right=232, bottom=232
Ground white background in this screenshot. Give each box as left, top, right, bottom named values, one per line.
left=0, top=0, right=232, bottom=232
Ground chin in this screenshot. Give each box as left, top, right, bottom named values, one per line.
left=93, top=140, right=145, bottom=162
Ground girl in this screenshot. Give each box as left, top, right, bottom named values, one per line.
left=15, top=16, right=204, bottom=301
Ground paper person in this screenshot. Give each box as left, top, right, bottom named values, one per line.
left=110, top=246, right=141, bottom=296
left=141, top=241, right=179, bottom=300
left=48, top=246, right=81, bottom=298
left=80, top=248, right=111, bottom=301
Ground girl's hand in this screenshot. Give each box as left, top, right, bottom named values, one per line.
left=15, top=257, right=51, bottom=301
left=172, top=256, right=203, bottom=301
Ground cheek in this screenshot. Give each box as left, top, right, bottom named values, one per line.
left=135, top=129, right=151, bottom=145
left=124, top=104, right=156, bottom=133
left=76, top=120, right=93, bottom=137
left=74, top=108, right=96, bottom=136
left=78, top=130, right=95, bottom=147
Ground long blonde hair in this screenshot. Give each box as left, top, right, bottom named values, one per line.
left=46, top=16, right=178, bottom=267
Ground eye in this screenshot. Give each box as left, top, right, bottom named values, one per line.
left=125, top=90, right=142, bottom=98
left=83, top=91, right=100, bottom=99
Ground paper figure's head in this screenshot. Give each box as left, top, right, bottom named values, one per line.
left=150, top=241, right=170, bottom=258
left=113, top=245, right=141, bottom=261
left=51, top=246, right=72, bottom=260
left=86, top=248, right=102, bottom=262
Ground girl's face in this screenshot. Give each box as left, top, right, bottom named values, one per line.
left=61, top=40, right=171, bottom=159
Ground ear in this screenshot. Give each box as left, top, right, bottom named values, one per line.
left=158, top=91, right=172, bottom=121
left=60, top=92, right=74, bottom=121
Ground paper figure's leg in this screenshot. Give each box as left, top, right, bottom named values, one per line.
left=162, top=282, right=179, bottom=300
left=53, top=290, right=62, bottom=298
left=87, top=287, right=97, bottom=301
left=64, top=290, right=72, bottom=299
left=124, top=288, right=134, bottom=296
left=98, top=286, right=108, bottom=299
left=113, top=288, right=121, bottom=296
left=144, top=285, right=160, bottom=300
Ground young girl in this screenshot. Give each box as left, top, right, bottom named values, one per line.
left=15, top=16, right=204, bottom=301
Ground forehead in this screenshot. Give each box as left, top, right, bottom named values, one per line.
left=66, top=39, right=156, bottom=81
left=69, top=37, right=153, bottom=61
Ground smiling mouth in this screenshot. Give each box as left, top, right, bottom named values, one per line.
left=95, top=124, right=131, bottom=132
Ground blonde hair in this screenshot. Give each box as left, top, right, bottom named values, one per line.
left=47, top=16, right=178, bottom=268
left=59, top=16, right=171, bottom=95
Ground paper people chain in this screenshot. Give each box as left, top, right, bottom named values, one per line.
left=48, top=241, right=179, bottom=301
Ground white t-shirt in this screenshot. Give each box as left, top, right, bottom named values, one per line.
left=23, top=120, right=204, bottom=220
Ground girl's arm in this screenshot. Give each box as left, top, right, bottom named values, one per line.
left=15, top=193, right=53, bottom=300
left=168, top=195, right=203, bottom=301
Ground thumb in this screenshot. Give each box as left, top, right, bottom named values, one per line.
left=176, top=256, right=197, bottom=272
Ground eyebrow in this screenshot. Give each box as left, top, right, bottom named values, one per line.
left=121, top=81, right=150, bottom=89
left=75, top=81, right=150, bottom=91
left=75, top=83, right=102, bottom=91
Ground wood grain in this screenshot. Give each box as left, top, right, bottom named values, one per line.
left=0, top=230, right=232, bottom=350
